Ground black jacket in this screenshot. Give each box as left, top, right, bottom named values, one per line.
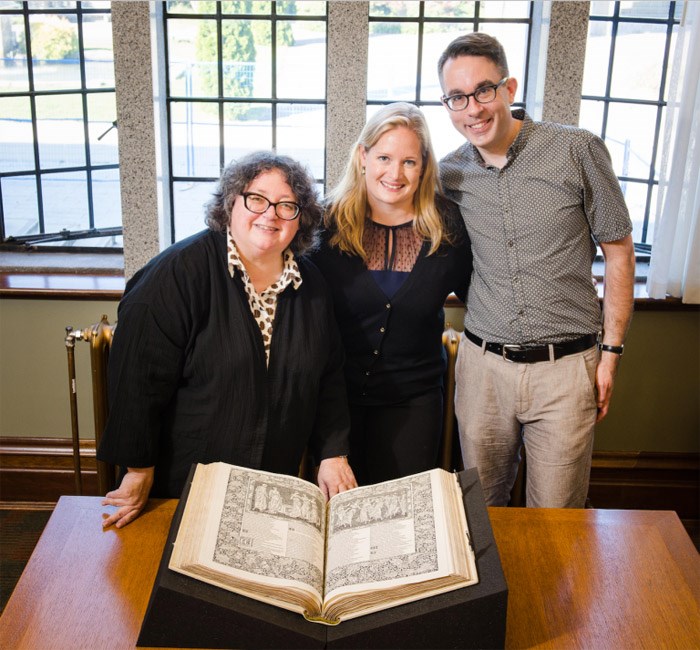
left=97, top=229, right=350, bottom=497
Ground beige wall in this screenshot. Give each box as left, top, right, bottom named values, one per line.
left=595, top=309, right=699, bottom=452
left=1, top=299, right=698, bottom=454
left=0, top=299, right=118, bottom=441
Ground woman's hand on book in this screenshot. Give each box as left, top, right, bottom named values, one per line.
left=317, top=456, right=358, bottom=500
left=101, top=466, right=155, bottom=529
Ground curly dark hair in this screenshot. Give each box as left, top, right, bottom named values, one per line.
left=205, top=151, right=322, bottom=255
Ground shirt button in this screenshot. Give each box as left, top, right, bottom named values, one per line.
left=385, top=303, right=391, bottom=309
left=380, top=327, right=385, bottom=333
left=366, top=371, right=371, bottom=376
left=373, top=350, right=379, bottom=355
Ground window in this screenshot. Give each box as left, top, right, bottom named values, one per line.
left=163, top=0, right=327, bottom=243
left=366, top=0, right=533, bottom=159
left=581, top=0, right=682, bottom=253
left=0, top=0, right=120, bottom=250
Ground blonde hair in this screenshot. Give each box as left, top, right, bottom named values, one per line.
left=325, top=102, right=447, bottom=259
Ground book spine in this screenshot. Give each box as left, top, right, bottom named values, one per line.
left=302, top=611, right=341, bottom=626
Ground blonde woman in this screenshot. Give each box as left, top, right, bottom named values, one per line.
left=312, top=103, right=472, bottom=486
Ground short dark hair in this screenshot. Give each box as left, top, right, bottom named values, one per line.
left=205, top=151, right=322, bottom=255
left=437, top=32, right=509, bottom=81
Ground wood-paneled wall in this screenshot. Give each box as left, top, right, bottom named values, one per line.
left=0, top=438, right=99, bottom=500
left=1, top=439, right=697, bottom=524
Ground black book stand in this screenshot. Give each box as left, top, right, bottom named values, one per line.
left=137, top=468, right=508, bottom=649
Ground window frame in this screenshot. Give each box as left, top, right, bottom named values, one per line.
left=161, top=1, right=329, bottom=245
left=582, top=1, right=681, bottom=255
left=0, top=1, right=121, bottom=252
left=366, top=1, right=534, bottom=114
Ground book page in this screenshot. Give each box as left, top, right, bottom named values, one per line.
left=324, top=471, right=444, bottom=596
left=320, top=469, right=477, bottom=622
left=212, top=466, right=327, bottom=592
left=171, top=463, right=327, bottom=602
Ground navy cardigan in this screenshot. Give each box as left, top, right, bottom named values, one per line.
left=311, top=203, right=472, bottom=406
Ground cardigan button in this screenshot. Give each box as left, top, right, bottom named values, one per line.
left=385, top=303, right=391, bottom=309
left=380, top=327, right=385, bottom=333
left=373, top=349, right=379, bottom=355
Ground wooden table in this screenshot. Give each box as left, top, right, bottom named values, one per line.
left=489, top=507, right=699, bottom=649
left=0, top=498, right=698, bottom=649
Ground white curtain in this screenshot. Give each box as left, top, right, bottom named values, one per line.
left=647, top=0, right=700, bottom=303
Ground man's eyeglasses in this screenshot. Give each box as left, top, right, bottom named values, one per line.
left=441, top=77, right=509, bottom=112
left=241, top=192, right=301, bottom=221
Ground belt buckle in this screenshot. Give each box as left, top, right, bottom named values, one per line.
left=502, top=344, right=523, bottom=362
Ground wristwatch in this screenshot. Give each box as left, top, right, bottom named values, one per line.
left=598, top=342, right=624, bottom=356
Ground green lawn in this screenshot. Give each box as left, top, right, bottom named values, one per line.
left=0, top=91, right=116, bottom=122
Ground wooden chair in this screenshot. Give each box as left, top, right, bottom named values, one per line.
left=64, top=315, right=117, bottom=496
left=439, top=325, right=463, bottom=472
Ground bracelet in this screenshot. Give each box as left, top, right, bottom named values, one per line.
left=599, top=343, right=624, bottom=356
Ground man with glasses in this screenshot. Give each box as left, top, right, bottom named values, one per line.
left=437, top=33, right=636, bottom=508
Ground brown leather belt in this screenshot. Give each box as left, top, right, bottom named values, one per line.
left=465, top=330, right=597, bottom=363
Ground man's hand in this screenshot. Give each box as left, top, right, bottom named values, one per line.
left=101, top=466, right=155, bottom=529
left=595, top=352, right=620, bottom=422
left=317, top=456, right=358, bottom=500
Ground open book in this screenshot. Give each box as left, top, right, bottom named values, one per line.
left=169, top=462, right=478, bottom=625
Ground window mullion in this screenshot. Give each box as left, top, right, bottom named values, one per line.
left=271, top=3, right=278, bottom=152
left=217, top=3, right=225, bottom=173
left=22, top=8, right=46, bottom=236
left=415, top=2, right=425, bottom=104
left=0, top=183, right=5, bottom=241
left=600, top=17, right=618, bottom=141
left=519, top=0, right=535, bottom=105
left=162, top=5, right=177, bottom=245
left=76, top=3, right=96, bottom=231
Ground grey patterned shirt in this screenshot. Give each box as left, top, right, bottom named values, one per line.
left=440, top=109, right=632, bottom=345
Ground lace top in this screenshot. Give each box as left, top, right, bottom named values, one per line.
left=363, top=219, right=423, bottom=298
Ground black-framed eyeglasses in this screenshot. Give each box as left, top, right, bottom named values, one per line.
left=441, top=77, right=509, bottom=112
left=241, top=192, right=301, bottom=221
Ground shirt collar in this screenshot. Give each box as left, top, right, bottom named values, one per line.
left=507, top=108, right=530, bottom=159
left=226, top=226, right=302, bottom=291
left=461, top=108, right=530, bottom=167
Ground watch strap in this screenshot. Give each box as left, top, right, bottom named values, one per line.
left=599, top=343, right=624, bottom=355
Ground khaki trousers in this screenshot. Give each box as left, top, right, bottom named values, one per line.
left=455, top=333, right=599, bottom=508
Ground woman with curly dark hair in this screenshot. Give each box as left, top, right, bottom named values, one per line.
left=98, top=152, right=356, bottom=528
